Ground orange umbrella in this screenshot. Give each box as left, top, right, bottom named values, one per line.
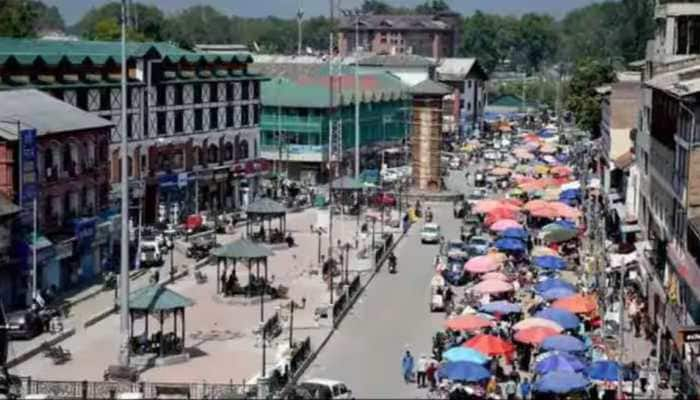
left=551, top=165, right=573, bottom=177
left=491, top=167, right=511, bottom=177
left=513, top=327, right=559, bottom=345
left=445, top=315, right=494, bottom=332
left=552, top=294, right=598, bottom=314
left=550, top=202, right=582, bottom=219
left=530, top=206, right=561, bottom=219
left=502, top=198, right=524, bottom=207
left=464, top=334, right=515, bottom=357
left=482, top=272, right=509, bottom=281
left=474, top=200, right=519, bottom=214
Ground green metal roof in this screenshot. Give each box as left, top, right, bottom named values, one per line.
left=262, top=72, right=407, bottom=108
left=0, top=38, right=253, bottom=66
left=129, top=285, right=195, bottom=312
left=245, top=198, right=287, bottom=215
left=211, top=238, right=274, bottom=260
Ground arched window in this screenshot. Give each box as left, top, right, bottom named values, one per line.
left=192, top=146, right=200, bottom=166
left=44, top=148, right=55, bottom=180
left=224, top=142, right=234, bottom=161
left=62, top=143, right=72, bottom=175
left=208, top=144, right=218, bottom=164
left=85, top=140, right=96, bottom=168
left=238, top=140, right=249, bottom=160
left=198, top=146, right=205, bottom=166
left=127, top=156, right=133, bottom=177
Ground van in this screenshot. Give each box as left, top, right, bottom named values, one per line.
left=298, top=379, right=353, bottom=399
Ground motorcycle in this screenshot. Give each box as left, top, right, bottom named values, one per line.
left=388, top=253, right=397, bottom=274
left=426, top=211, right=434, bottom=223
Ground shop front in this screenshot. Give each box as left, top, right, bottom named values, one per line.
left=54, top=238, right=77, bottom=291
left=73, top=217, right=97, bottom=282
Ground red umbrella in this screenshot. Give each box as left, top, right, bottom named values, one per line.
left=464, top=334, right=515, bottom=357
left=551, top=166, right=573, bottom=177
left=552, top=294, right=598, bottom=314
left=445, top=315, right=494, bottom=332
left=513, top=327, right=560, bottom=345
left=485, top=209, right=519, bottom=226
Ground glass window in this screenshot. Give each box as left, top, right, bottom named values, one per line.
left=100, top=88, right=111, bottom=110
left=193, top=84, right=202, bottom=104
left=208, top=145, right=218, bottom=163
left=126, top=114, right=133, bottom=139
left=157, top=112, right=166, bottom=135
left=174, top=110, right=184, bottom=133
left=241, top=81, right=249, bottom=100
left=157, top=85, right=166, bottom=106
left=209, top=83, right=218, bottom=102
left=253, top=104, right=260, bottom=124
left=226, top=83, right=234, bottom=101
left=210, top=107, right=218, bottom=130
left=226, top=106, right=234, bottom=127
left=76, top=90, right=88, bottom=110
left=175, top=85, right=183, bottom=105
left=253, top=81, right=260, bottom=99
left=194, top=109, right=203, bottom=131
left=242, top=105, right=249, bottom=126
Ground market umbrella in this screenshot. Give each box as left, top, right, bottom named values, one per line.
left=534, top=372, right=590, bottom=394
left=512, top=318, right=564, bottom=332
left=542, top=335, right=586, bottom=352
left=554, top=220, right=577, bottom=230
left=550, top=202, right=582, bottom=219
left=463, top=334, right=515, bottom=357
left=499, top=228, right=528, bottom=240
left=552, top=294, right=598, bottom=314
left=485, top=210, right=520, bottom=226
left=535, top=278, right=575, bottom=293
left=442, top=347, right=490, bottom=364
left=474, top=200, right=516, bottom=214
left=513, top=327, right=559, bottom=345
left=464, top=256, right=500, bottom=273
left=531, top=246, right=559, bottom=257
left=481, top=272, right=509, bottom=281
left=540, top=286, right=577, bottom=300
left=490, top=219, right=522, bottom=232
left=559, top=188, right=581, bottom=201
left=479, top=300, right=521, bottom=315
left=445, top=315, right=494, bottom=332
left=490, top=167, right=511, bottom=176
left=535, top=353, right=587, bottom=374
left=551, top=166, right=573, bottom=177
left=530, top=206, right=561, bottom=219
left=494, top=238, right=526, bottom=252
left=486, top=252, right=507, bottom=264
left=533, top=255, right=568, bottom=271
left=543, top=227, right=578, bottom=243
left=523, top=199, right=550, bottom=211
left=471, top=279, right=514, bottom=295
left=534, top=165, right=550, bottom=175
left=437, top=361, right=491, bottom=382
left=561, top=181, right=581, bottom=191
left=535, top=308, right=581, bottom=330
left=587, top=360, right=637, bottom=381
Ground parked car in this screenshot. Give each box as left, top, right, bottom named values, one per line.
left=138, top=239, right=164, bottom=268
left=421, top=223, right=441, bottom=244
left=298, top=379, right=353, bottom=399
left=467, top=236, right=491, bottom=256
left=461, top=216, right=482, bottom=242
left=446, top=240, right=468, bottom=260
left=371, top=192, right=397, bottom=208
left=381, top=169, right=399, bottom=184
left=7, top=310, right=43, bottom=340
left=466, top=189, right=486, bottom=205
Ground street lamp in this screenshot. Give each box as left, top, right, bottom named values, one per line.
left=340, top=8, right=365, bottom=180
left=343, top=242, right=351, bottom=285
left=165, top=228, right=176, bottom=282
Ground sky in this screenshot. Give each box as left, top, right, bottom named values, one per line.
left=44, top=0, right=601, bottom=25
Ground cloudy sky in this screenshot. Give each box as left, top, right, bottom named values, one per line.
left=44, top=0, right=600, bottom=24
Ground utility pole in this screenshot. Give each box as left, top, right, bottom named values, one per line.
left=118, top=0, right=131, bottom=368
left=354, top=11, right=361, bottom=180
left=327, top=0, right=336, bottom=304
left=297, top=0, right=304, bottom=56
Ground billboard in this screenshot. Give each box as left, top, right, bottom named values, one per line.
left=20, top=128, right=38, bottom=205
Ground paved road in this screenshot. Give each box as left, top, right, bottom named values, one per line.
left=301, top=171, right=470, bottom=398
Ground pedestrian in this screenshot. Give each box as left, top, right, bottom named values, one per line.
left=416, top=354, right=428, bottom=388
left=519, top=377, right=531, bottom=400
left=486, top=376, right=498, bottom=397
left=639, top=358, right=649, bottom=393
left=401, top=350, right=414, bottom=383
left=505, top=377, right=517, bottom=400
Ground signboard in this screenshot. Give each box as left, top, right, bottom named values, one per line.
left=74, top=218, right=96, bottom=251
left=177, top=172, right=189, bottom=188
left=158, top=174, right=178, bottom=188
left=55, top=240, right=74, bottom=260
left=20, top=128, right=38, bottom=205
left=679, top=326, right=700, bottom=343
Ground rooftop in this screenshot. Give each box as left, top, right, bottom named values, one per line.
left=645, top=63, right=700, bottom=97
left=0, top=37, right=253, bottom=66
left=0, top=89, right=113, bottom=140
left=410, top=79, right=452, bottom=96
left=338, top=13, right=459, bottom=31
left=436, top=58, right=488, bottom=81
left=357, top=53, right=435, bottom=68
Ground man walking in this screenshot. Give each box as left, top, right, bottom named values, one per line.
left=401, top=350, right=414, bottom=383
left=416, top=354, right=428, bottom=388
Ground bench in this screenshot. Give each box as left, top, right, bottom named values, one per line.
left=155, top=385, right=190, bottom=399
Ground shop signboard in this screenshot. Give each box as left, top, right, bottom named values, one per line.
left=55, top=240, right=74, bottom=260
left=158, top=174, right=178, bottom=189
left=19, top=128, right=38, bottom=224
left=679, top=326, right=700, bottom=344
left=177, top=172, right=189, bottom=188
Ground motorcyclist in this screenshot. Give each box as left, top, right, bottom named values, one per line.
left=388, top=252, right=397, bottom=272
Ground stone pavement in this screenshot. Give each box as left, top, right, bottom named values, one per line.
left=13, top=207, right=383, bottom=385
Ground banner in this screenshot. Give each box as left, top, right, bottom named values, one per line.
left=20, top=128, right=38, bottom=205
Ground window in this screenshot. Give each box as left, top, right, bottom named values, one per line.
left=208, top=145, right=218, bottom=164
left=226, top=83, right=234, bottom=101
left=77, top=90, right=88, bottom=110
left=242, top=105, right=249, bottom=126
left=644, top=151, right=649, bottom=175
left=241, top=81, right=249, bottom=101
left=253, top=81, right=260, bottom=99
left=193, top=84, right=202, bottom=104
left=239, top=140, right=249, bottom=160
left=100, top=88, right=111, bottom=111
left=157, top=112, right=167, bottom=135
left=174, top=110, right=184, bottom=133
left=157, top=85, right=166, bottom=106
left=210, top=107, right=218, bottom=130
left=226, top=106, right=234, bottom=127
left=126, top=114, right=134, bottom=139
left=224, top=143, right=234, bottom=161
left=209, top=83, right=218, bottom=102
left=175, top=85, right=183, bottom=105
left=253, top=104, right=260, bottom=124
left=194, top=109, right=203, bottom=131
left=126, top=88, right=133, bottom=108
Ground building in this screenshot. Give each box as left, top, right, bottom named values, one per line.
left=355, top=53, right=435, bottom=86
left=633, top=1, right=700, bottom=393
left=0, top=194, right=20, bottom=308
left=435, top=58, right=489, bottom=135
left=337, top=13, right=461, bottom=59
left=0, top=89, right=112, bottom=307
left=596, top=71, right=641, bottom=196
left=256, top=70, right=409, bottom=184
left=0, top=38, right=267, bottom=225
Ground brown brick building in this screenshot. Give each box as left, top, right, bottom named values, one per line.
left=337, top=13, right=461, bottom=59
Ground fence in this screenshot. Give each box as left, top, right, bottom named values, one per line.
left=374, top=233, right=395, bottom=271
left=332, top=292, right=348, bottom=327
left=21, top=377, right=253, bottom=399
left=348, top=275, right=361, bottom=298
left=288, top=337, right=312, bottom=376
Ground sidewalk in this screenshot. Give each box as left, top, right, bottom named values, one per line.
left=12, top=208, right=381, bottom=384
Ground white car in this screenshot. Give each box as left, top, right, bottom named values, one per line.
left=299, top=379, right=353, bottom=399
left=381, top=169, right=399, bottom=184
left=449, top=158, right=461, bottom=169
left=421, top=223, right=441, bottom=244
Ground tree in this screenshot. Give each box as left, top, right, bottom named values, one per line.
left=565, top=59, right=616, bottom=137
left=33, top=2, right=65, bottom=32
left=0, top=0, right=41, bottom=38
left=72, top=1, right=165, bottom=41
left=360, top=0, right=392, bottom=14
left=414, top=0, right=451, bottom=14
left=616, top=0, right=654, bottom=62
left=513, top=13, right=559, bottom=73
left=162, top=5, right=234, bottom=50
left=461, top=11, right=517, bottom=73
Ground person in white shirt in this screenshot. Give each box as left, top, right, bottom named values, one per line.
left=416, top=354, right=428, bottom=388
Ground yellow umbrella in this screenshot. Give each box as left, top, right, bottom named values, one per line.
left=534, top=165, right=550, bottom=175
left=542, top=187, right=562, bottom=201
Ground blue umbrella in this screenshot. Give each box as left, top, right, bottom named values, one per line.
left=479, top=300, right=522, bottom=315
left=442, top=347, right=489, bottom=364
left=535, top=308, right=581, bottom=330
left=533, top=255, right=567, bottom=271
left=499, top=228, right=528, bottom=241
left=542, top=335, right=586, bottom=352
left=535, top=353, right=588, bottom=374
left=534, top=372, right=590, bottom=394
left=559, top=188, right=581, bottom=200
left=586, top=360, right=638, bottom=381
left=554, top=220, right=577, bottom=230
left=536, top=278, right=575, bottom=293
left=437, top=361, right=491, bottom=382
left=494, top=238, right=526, bottom=252
left=538, top=129, right=556, bottom=138
left=540, top=286, right=577, bottom=301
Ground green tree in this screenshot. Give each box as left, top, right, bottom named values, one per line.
left=0, top=0, right=41, bottom=38
left=513, top=13, right=559, bottom=73
left=565, top=59, right=615, bottom=137
left=72, top=1, right=165, bottom=41
left=162, top=5, right=234, bottom=49
left=461, top=11, right=517, bottom=72
left=360, top=0, right=393, bottom=14
left=414, top=0, right=451, bottom=14
left=33, top=2, right=65, bottom=31
left=616, top=0, right=654, bottom=62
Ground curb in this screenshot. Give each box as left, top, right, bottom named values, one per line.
left=278, top=228, right=409, bottom=395
left=6, top=327, right=76, bottom=369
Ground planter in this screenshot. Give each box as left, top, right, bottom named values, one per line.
left=62, top=74, right=79, bottom=83
left=163, top=70, right=176, bottom=80
left=106, top=73, right=121, bottom=82
left=178, top=70, right=195, bottom=79
left=37, top=74, right=56, bottom=84
left=215, top=69, right=228, bottom=78
left=8, top=75, right=29, bottom=85
left=84, top=73, right=101, bottom=83
left=197, top=69, right=212, bottom=78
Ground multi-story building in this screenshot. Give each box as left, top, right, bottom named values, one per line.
left=337, top=13, right=461, bottom=59
left=254, top=69, right=409, bottom=184
left=0, top=89, right=112, bottom=307
left=435, top=58, right=489, bottom=135
left=0, top=38, right=267, bottom=225
left=0, top=195, right=20, bottom=308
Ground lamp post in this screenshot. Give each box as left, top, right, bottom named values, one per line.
left=165, top=229, right=176, bottom=282
left=343, top=242, right=351, bottom=284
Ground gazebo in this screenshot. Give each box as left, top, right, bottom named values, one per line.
left=128, top=285, right=194, bottom=358
left=245, top=198, right=287, bottom=242
left=329, top=176, right=364, bottom=219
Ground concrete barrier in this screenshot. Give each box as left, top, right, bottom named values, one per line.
left=6, top=327, right=76, bottom=368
